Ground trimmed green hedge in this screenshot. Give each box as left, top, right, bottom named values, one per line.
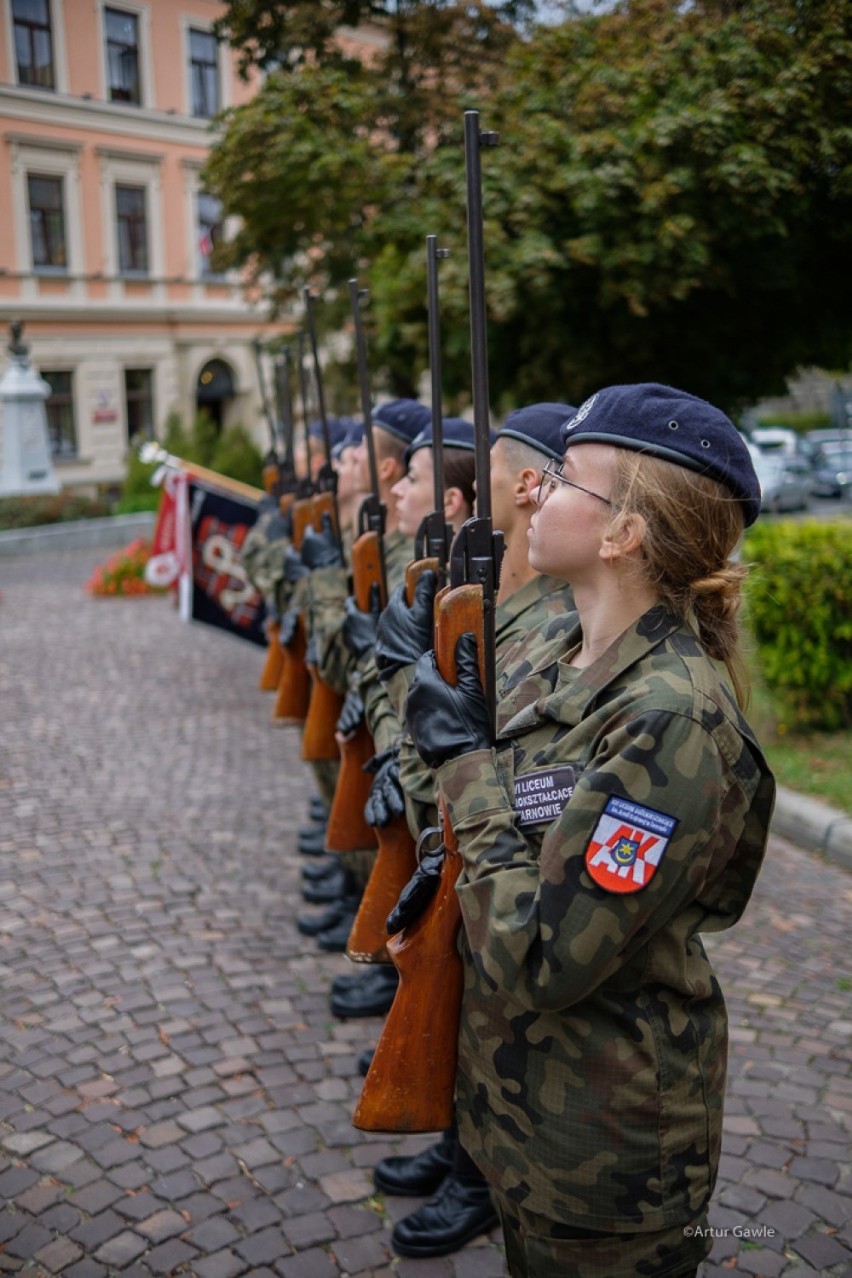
left=744, top=520, right=852, bottom=730
left=0, top=492, right=112, bottom=529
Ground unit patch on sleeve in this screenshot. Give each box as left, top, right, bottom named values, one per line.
left=584, top=796, right=678, bottom=893
left=514, top=765, right=576, bottom=828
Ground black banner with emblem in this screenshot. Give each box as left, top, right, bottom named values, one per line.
left=187, top=478, right=266, bottom=647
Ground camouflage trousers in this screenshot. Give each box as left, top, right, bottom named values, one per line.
left=495, top=1197, right=712, bottom=1278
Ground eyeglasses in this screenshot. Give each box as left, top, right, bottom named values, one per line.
left=536, top=457, right=614, bottom=508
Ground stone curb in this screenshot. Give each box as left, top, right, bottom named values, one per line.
left=0, top=511, right=156, bottom=555
left=772, top=784, right=852, bottom=872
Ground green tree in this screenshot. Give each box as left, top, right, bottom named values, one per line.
left=205, top=0, right=852, bottom=410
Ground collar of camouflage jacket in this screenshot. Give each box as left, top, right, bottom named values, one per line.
left=498, top=603, right=684, bottom=736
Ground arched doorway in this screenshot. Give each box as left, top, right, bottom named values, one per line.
left=196, top=358, right=235, bottom=431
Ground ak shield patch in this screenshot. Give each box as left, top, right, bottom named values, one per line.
left=585, top=796, right=677, bottom=893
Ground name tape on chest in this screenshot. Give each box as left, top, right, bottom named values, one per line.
left=585, top=796, right=678, bottom=894
left=514, top=765, right=576, bottom=828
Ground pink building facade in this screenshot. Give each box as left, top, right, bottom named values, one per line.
left=0, top=0, right=289, bottom=491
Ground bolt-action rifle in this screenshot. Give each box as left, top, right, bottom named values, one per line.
left=254, top=338, right=289, bottom=691
left=324, top=280, right=383, bottom=862
left=253, top=338, right=283, bottom=500
left=332, top=281, right=417, bottom=959
left=273, top=345, right=299, bottom=514
left=347, top=241, right=452, bottom=961
left=299, top=288, right=346, bottom=762
left=271, top=332, right=316, bottom=723
left=404, top=234, right=454, bottom=605
left=355, top=111, right=504, bottom=1133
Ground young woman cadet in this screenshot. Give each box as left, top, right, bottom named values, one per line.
left=404, top=383, right=776, bottom=1278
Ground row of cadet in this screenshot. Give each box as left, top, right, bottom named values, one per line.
left=239, top=387, right=775, bottom=1278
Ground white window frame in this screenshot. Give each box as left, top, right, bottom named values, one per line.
left=7, top=136, right=84, bottom=299
left=97, top=149, right=164, bottom=297
left=5, top=0, right=69, bottom=95
left=95, top=0, right=155, bottom=110
left=180, top=16, right=230, bottom=119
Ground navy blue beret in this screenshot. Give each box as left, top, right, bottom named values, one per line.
left=372, top=399, right=432, bottom=445
left=332, top=418, right=364, bottom=459
left=308, top=416, right=351, bottom=452
left=405, top=416, right=496, bottom=465
left=498, top=402, right=578, bottom=462
left=560, top=383, right=761, bottom=527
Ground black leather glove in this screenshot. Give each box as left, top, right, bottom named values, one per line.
left=300, top=513, right=343, bottom=570
left=278, top=607, right=299, bottom=647
left=341, top=586, right=382, bottom=660
left=363, top=746, right=406, bottom=828
left=375, top=571, right=437, bottom=683
left=336, top=685, right=365, bottom=738
left=267, top=507, right=293, bottom=541
left=386, top=835, right=445, bottom=934
left=283, top=544, right=309, bottom=585
left=406, top=632, right=492, bottom=769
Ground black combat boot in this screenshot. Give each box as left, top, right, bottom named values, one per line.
left=297, top=871, right=359, bottom=936
left=314, top=898, right=361, bottom=951
left=301, top=858, right=339, bottom=882
left=308, top=795, right=328, bottom=822
left=329, top=964, right=398, bottom=1017
left=298, top=825, right=327, bottom=856
left=373, top=1129, right=455, bottom=1196
left=301, top=864, right=347, bottom=904
left=389, top=1141, right=498, bottom=1258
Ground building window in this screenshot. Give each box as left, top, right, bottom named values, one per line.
left=115, top=184, right=148, bottom=274
left=27, top=173, right=66, bottom=270
left=12, top=0, right=55, bottom=90
left=105, top=8, right=141, bottom=104
left=125, top=368, right=154, bottom=442
left=43, top=370, right=76, bottom=457
left=197, top=192, right=223, bottom=278
left=189, top=28, right=219, bottom=118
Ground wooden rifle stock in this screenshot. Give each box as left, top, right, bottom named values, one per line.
left=259, top=493, right=297, bottom=692
left=259, top=619, right=285, bottom=692
left=272, top=615, right=310, bottom=723
left=298, top=489, right=345, bottom=759
left=404, top=557, right=441, bottom=606
left=353, top=585, right=484, bottom=1132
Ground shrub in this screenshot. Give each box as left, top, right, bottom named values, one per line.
left=114, top=446, right=161, bottom=514
left=755, top=410, right=832, bottom=435
left=743, top=520, right=852, bottom=730
left=0, top=492, right=112, bottom=529
left=208, top=422, right=264, bottom=488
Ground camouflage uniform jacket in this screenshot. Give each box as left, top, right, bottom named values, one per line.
left=240, top=503, right=293, bottom=620
left=436, top=604, right=775, bottom=1233
left=395, top=574, right=576, bottom=839
left=360, top=529, right=414, bottom=755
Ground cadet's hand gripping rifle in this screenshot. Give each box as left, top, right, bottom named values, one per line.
left=355, top=112, right=503, bottom=1132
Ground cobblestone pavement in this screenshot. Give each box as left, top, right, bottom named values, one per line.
left=0, top=548, right=850, bottom=1278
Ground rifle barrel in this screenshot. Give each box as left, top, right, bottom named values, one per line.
left=464, top=111, right=498, bottom=525
left=426, top=236, right=449, bottom=515
left=348, top=279, right=380, bottom=501
left=303, top=287, right=333, bottom=465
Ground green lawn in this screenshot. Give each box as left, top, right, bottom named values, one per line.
left=746, top=669, right=852, bottom=815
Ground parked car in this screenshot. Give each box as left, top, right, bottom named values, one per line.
left=800, top=428, right=852, bottom=464
left=810, top=443, right=852, bottom=499
left=750, top=426, right=799, bottom=456
left=752, top=452, right=813, bottom=514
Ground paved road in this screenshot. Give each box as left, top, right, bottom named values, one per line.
left=0, top=548, right=849, bottom=1278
